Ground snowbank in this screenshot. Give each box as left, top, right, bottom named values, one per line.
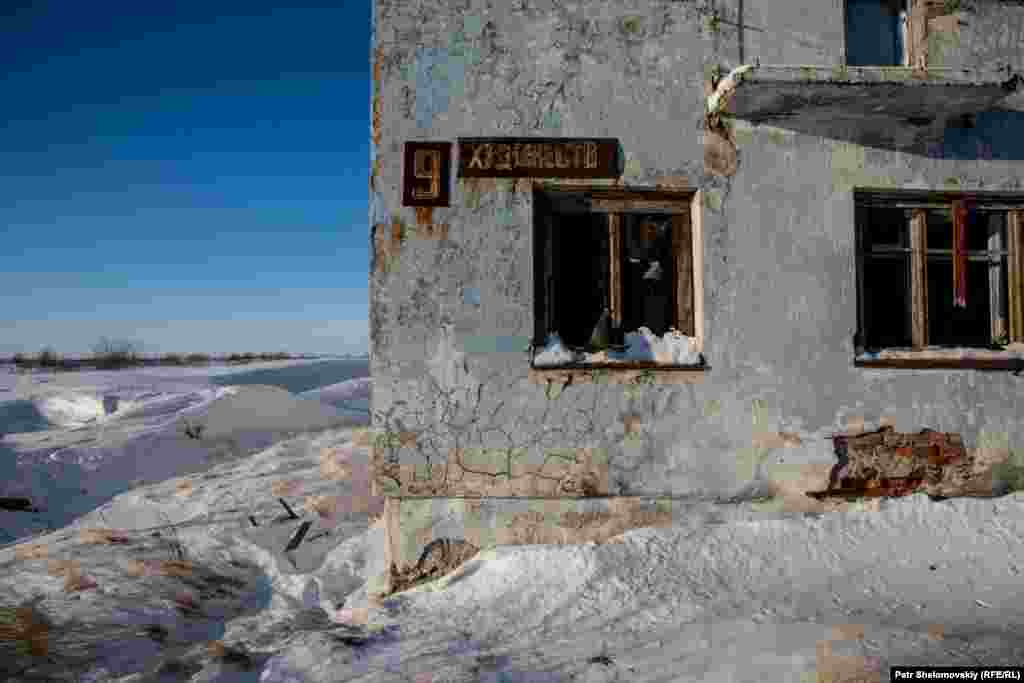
left=23, top=386, right=235, bottom=433
left=299, top=377, right=371, bottom=416
left=34, top=393, right=109, bottom=428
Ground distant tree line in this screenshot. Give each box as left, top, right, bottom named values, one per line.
left=5, top=339, right=302, bottom=371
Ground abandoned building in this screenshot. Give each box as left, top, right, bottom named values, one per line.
left=368, top=0, right=1024, bottom=588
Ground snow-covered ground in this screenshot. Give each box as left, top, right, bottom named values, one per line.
left=2, top=362, right=1023, bottom=682
left=0, top=361, right=370, bottom=545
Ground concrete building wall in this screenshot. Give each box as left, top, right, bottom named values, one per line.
left=369, top=0, right=1024, bottom=576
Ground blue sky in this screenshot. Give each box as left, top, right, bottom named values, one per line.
left=1, top=1, right=370, bottom=356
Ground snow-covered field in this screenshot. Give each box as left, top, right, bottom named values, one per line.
left=1, top=362, right=1023, bottom=682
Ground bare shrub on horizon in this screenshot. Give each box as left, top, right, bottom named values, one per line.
left=37, top=347, right=59, bottom=369
left=91, top=337, right=142, bottom=369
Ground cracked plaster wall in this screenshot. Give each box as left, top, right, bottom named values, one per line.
left=369, top=0, right=1024, bottom=510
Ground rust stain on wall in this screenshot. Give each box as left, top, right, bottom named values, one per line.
left=752, top=431, right=803, bottom=449
left=372, top=46, right=383, bottom=153
left=622, top=414, right=642, bottom=435
left=830, top=624, right=865, bottom=642
left=704, top=125, right=738, bottom=177
left=414, top=206, right=434, bottom=227
left=704, top=74, right=739, bottom=177
left=654, top=174, right=692, bottom=190
left=370, top=45, right=384, bottom=196
left=391, top=215, right=405, bottom=248
left=845, top=415, right=867, bottom=435
left=372, top=223, right=390, bottom=274
left=929, top=14, right=959, bottom=36
left=462, top=178, right=481, bottom=209
left=815, top=639, right=882, bottom=683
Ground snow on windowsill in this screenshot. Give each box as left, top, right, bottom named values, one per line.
left=532, top=329, right=704, bottom=368
left=856, top=345, right=1024, bottom=362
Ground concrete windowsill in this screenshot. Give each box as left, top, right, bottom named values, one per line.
left=529, top=364, right=707, bottom=385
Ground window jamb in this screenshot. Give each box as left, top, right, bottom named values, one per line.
left=910, top=208, right=929, bottom=349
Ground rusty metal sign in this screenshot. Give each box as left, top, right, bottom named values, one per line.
left=402, top=141, right=452, bottom=207
left=457, top=138, right=621, bottom=179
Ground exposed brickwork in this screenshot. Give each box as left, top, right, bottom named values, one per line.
left=810, top=426, right=987, bottom=500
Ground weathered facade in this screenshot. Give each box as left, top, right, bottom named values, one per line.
left=369, top=0, right=1024, bottom=588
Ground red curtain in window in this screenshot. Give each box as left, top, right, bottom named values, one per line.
left=952, top=200, right=969, bottom=308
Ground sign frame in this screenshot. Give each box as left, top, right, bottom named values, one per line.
left=457, top=137, right=621, bottom=179
left=402, top=141, right=452, bottom=207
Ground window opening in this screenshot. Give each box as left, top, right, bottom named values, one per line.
left=846, top=0, right=907, bottom=66
left=857, top=198, right=1021, bottom=353
left=532, top=189, right=702, bottom=368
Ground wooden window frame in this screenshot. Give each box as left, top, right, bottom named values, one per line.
left=530, top=186, right=706, bottom=384
left=854, top=190, right=1024, bottom=370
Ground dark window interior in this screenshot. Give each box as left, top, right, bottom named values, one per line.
left=926, top=209, right=953, bottom=250
left=864, top=256, right=912, bottom=348
left=868, top=206, right=909, bottom=247
left=534, top=192, right=688, bottom=355
left=863, top=207, right=912, bottom=349
left=926, top=210, right=1008, bottom=346
left=550, top=212, right=610, bottom=348
left=927, top=259, right=994, bottom=347
left=859, top=204, right=1010, bottom=350
left=846, top=0, right=904, bottom=66
left=621, top=214, right=674, bottom=337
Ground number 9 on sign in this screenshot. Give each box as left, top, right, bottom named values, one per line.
left=402, top=141, right=451, bottom=207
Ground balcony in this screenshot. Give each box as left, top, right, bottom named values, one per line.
left=710, top=64, right=1023, bottom=151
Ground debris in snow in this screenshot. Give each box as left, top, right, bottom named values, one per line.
left=284, top=520, right=313, bottom=553
left=278, top=498, right=300, bottom=521
left=0, top=497, right=39, bottom=513
left=387, top=538, right=480, bottom=594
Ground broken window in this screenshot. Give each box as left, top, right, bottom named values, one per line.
left=855, top=192, right=1024, bottom=354
left=532, top=188, right=702, bottom=367
left=845, top=0, right=907, bottom=66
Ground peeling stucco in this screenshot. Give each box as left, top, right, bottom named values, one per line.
left=371, top=0, right=1024, bottom=569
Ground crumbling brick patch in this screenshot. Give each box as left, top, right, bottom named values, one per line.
left=808, top=426, right=986, bottom=500
left=387, top=537, right=480, bottom=594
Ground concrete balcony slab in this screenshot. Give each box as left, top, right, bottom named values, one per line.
left=716, top=65, right=1022, bottom=150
